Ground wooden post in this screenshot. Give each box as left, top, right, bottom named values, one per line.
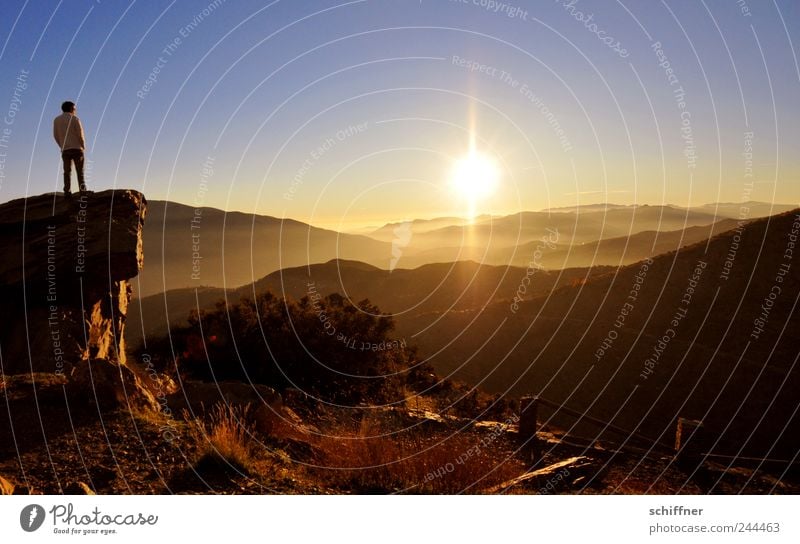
left=519, top=395, right=541, bottom=464
left=675, top=418, right=707, bottom=468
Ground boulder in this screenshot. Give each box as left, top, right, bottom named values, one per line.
left=0, top=190, right=145, bottom=375
left=67, top=358, right=158, bottom=412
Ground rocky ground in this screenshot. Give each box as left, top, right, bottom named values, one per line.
left=1, top=372, right=796, bottom=495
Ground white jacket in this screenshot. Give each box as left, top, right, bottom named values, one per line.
left=53, top=112, right=85, bottom=151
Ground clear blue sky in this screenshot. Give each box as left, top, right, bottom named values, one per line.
left=0, top=0, right=798, bottom=228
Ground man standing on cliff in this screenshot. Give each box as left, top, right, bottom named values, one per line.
left=53, top=101, right=87, bottom=196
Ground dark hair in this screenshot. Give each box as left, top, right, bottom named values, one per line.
left=61, top=101, right=75, bottom=113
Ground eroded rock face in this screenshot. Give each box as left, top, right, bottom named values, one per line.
left=0, top=190, right=145, bottom=379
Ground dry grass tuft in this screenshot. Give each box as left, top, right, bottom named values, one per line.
left=189, top=403, right=258, bottom=474
left=306, top=413, right=526, bottom=493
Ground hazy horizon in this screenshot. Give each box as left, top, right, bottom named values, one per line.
left=146, top=196, right=799, bottom=232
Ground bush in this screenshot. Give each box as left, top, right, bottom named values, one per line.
left=157, top=291, right=415, bottom=405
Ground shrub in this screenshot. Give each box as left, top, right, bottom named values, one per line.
left=160, top=291, right=414, bottom=405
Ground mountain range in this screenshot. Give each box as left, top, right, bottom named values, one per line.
left=137, top=200, right=794, bottom=297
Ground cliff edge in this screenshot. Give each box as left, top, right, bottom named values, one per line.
left=0, top=190, right=155, bottom=408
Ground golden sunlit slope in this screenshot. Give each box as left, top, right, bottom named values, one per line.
left=407, top=209, right=800, bottom=459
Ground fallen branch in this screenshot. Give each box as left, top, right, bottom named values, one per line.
left=486, top=456, right=589, bottom=494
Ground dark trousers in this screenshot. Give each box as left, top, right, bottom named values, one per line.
left=62, top=148, right=85, bottom=192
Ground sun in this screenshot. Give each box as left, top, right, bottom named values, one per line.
left=450, top=151, right=499, bottom=199
left=449, top=150, right=500, bottom=220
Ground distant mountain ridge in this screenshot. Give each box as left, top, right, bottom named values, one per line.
left=136, top=200, right=392, bottom=297
left=368, top=206, right=732, bottom=263
left=540, top=201, right=795, bottom=217
left=390, top=218, right=741, bottom=270
left=135, top=199, right=796, bottom=298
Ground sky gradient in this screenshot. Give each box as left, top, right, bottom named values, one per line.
left=0, top=0, right=798, bottom=229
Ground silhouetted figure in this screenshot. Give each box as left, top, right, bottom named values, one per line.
left=53, top=101, right=86, bottom=196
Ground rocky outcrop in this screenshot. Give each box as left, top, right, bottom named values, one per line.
left=0, top=190, right=143, bottom=373
left=0, top=190, right=155, bottom=409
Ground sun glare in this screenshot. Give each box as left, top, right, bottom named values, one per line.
left=449, top=150, right=500, bottom=221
